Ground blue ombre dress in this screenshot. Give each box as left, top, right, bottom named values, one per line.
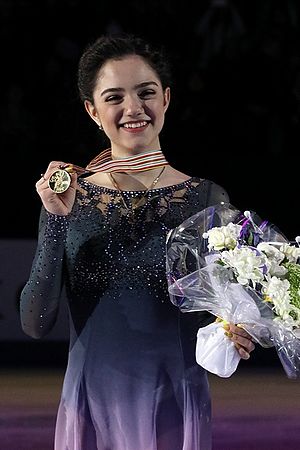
left=20, top=177, right=229, bottom=450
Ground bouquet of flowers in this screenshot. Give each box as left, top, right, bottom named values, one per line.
left=166, top=203, right=300, bottom=378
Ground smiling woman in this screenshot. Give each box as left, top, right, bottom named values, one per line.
left=19, top=33, right=255, bottom=450
left=83, top=55, right=170, bottom=167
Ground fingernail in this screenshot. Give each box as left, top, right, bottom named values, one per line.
left=224, top=331, right=233, bottom=338
left=223, top=324, right=230, bottom=331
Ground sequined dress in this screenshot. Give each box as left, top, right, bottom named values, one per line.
left=20, top=176, right=229, bottom=450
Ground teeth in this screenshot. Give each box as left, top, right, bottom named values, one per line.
left=123, top=121, right=148, bottom=129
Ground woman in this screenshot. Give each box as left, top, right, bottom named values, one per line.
left=20, top=34, right=254, bottom=450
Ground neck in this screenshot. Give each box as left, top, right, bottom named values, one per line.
left=109, top=165, right=166, bottom=192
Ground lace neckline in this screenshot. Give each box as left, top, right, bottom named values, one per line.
left=78, top=176, right=197, bottom=194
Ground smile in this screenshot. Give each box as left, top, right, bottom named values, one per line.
left=121, top=121, right=149, bottom=130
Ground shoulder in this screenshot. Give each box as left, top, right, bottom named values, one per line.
left=188, top=177, right=230, bottom=205
left=204, top=179, right=229, bottom=201
left=166, top=165, right=230, bottom=203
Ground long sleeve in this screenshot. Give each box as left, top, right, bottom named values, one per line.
left=20, top=207, right=69, bottom=338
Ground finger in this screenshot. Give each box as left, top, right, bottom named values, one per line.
left=36, top=172, right=56, bottom=194
left=227, top=324, right=252, bottom=339
left=234, top=342, right=250, bottom=360
left=224, top=328, right=255, bottom=352
left=36, top=176, right=45, bottom=186
left=36, top=174, right=48, bottom=189
left=59, top=163, right=75, bottom=172
left=44, top=161, right=69, bottom=178
left=232, top=333, right=255, bottom=353
left=224, top=332, right=252, bottom=359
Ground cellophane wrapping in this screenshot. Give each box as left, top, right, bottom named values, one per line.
left=166, top=203, right=300, bottom=378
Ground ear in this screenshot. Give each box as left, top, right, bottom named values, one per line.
left=163, top=87, right=171, bottom=113
left=84, top=100, right=101, bottom=126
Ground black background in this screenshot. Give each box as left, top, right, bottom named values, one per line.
left=0, top=0, right=299, bottom=368
left=1, top=0, right=299, bottom=239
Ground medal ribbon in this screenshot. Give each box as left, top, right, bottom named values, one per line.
left=68, top=148, right=169, bottom=175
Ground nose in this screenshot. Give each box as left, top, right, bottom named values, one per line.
left=124, top=95, right=144, bottom=116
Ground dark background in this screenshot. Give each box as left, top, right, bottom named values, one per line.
left=0, top=0, right=299, bottom=368
left=1, top=0, right=300, bottom=239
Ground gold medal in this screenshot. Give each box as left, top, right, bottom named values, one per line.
left=48, top=166, right=73, bottom=193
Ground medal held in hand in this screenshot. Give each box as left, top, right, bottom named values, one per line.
left=48, top=166, right=73, bottom=193
left=47, top=148, right=169, bottom=194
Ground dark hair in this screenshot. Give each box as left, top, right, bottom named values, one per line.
left=77, top=33, right=172, bottom=103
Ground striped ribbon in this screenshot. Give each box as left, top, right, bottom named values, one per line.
left=70, top=148, right=169, bottom=175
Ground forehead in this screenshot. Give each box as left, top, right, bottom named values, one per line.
left=96, top=55, right=161, bottom=88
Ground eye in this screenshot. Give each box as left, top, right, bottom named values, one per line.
left=139, top=89, right=156, bottom=99
left=105, top=95, right=123, bottom=103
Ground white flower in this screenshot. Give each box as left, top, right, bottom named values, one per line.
left=262, top=276, right=291, bottom=319
left=257, top=242, right=285, bottom=262
left=203, top=219, right=300, bottom=333
left=280, top=243, right=300, bottom=263
left=203, top=222, right=242, bottom=251
left=220, top=246, right=266, bottom=286
left=257, top=242, right=287, bottom=277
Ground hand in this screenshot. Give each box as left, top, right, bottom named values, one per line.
left=36, top=161, right=78, bottom=216
left=224, top=323, right=255, bottom=360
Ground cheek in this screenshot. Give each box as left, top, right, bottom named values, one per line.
left=101, top=108, right=123, bottom=127
left=145, top=100, right=165, bottom=123
left=155, top=105, right=167, bottom=128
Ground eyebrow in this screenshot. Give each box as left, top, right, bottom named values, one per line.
left=100, top=81, right=159, bottom=97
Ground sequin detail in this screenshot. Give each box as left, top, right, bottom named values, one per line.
left=19, top=176, right=229, bottom=450
left=20, top=177, right=229, bottom=336
left=66, top=178, right=199, bottom=303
